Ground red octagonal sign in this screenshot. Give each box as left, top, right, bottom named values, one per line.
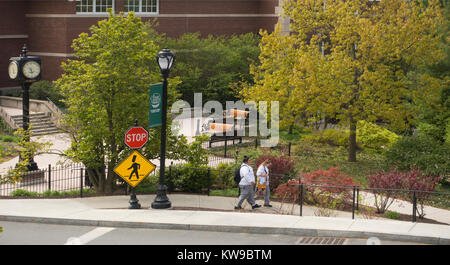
left=124, top=126, right=149, bottom=149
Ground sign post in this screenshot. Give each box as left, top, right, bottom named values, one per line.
left=114, top=150, right=156, bottom=209
left=115, top=121, right=153, bottom=209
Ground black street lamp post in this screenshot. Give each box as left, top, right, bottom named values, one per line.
left=151, top=48, right=175, bottom=209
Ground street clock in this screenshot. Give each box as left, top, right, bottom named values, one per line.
left=8, top=45, right=41, bottom=82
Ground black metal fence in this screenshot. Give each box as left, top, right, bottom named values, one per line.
left=288, top=181, right=450, bottom=223
left=0, top=163, right=89, bottom=197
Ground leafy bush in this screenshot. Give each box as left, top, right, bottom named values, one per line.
left=417, top=122, right=443, bottom=142
left=367, top=168, right=405, bottom=213
left=301, top=167, right=359, bottom=203
left=384, top=136, right=450, bottom=183
left=274, top=178, right=300, bottom=202
left=356, top=120, right=400, bottom=153
left=254, top=153, right=296, bottom=191
left=167, top=163, right=215, bottom=193
left=367, top=168, right=441, bottom=214
left=212, top=162, right=236, bottom=190
left=300, top=121, right=399, bottom=153
left=401, top=169, right=441, bottom=218
left=274, top=173, right=350, bottom=216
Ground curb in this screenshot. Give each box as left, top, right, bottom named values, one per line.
left=1, top=215, right=449, bottom=245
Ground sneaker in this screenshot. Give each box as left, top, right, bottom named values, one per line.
left=234, top=206, right=242, bottom=210
left=252, top=204, right=261, bottom=209
left=264, top=204, right=273, bottom=207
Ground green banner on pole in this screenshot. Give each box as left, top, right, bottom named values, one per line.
left=149, top=83, right=163, bottom=128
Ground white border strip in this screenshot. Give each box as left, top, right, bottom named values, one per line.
left=29, top=52, right=74, bottom=58
left=0, top=35, right=29, bottom=39
left=26, top=13, right=277, bottom=18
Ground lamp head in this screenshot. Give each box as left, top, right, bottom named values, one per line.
left=156, top=48, right=175, bottom=77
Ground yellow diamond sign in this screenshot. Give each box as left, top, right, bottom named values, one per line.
left=113, top=150, right=156, bottom=188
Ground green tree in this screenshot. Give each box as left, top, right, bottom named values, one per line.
left=414, top=1, right=450, bottom=142
left=243, top=0, right=446, bottom=161
left=54, top=11, right=182, bottom=193
left=162, top=33, right=260, bottom=105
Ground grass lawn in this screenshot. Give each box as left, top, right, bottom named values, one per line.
left=0, top=134, right=20, bottom=162
left=292, top=143, right=387, bottom=187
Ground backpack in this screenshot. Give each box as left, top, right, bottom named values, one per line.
left=234, top=166, right=242, bottom=185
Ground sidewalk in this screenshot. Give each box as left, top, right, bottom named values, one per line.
left=0, top=194, right=449, bottom=244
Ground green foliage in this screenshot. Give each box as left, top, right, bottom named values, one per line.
left=417, top=122, right=442, bottom=142
left=356, top=120, right=400, bottom=153
left=0, top=134, right=20, bottom=163
left=183, top=135, right=210, bottom=166
left=385, top=136, right=450, bottom=182
left=303, top=129, right=350, bottom=148
left=212, top=162, right=236, bottom=190
left=446, top=119, right=450, bottom=143
left=10, top=189, right=39, bottom=197
left=0, top=135, right=18, bottom=142
left=210, top=188, right=239, bottom=196
left=384, top=211, right=401, bottom=220
left=9, top=189, right=95, bottom=197
left=1, top=127, right=50, bottom=184
left=161, top=32, right=260, bottom=105
left=168, top=164, right=214, bottom=193
left=30, top=81, right=65, bottom=109
left=279, top=125, right=311, bottom=142
left=301, top=121, right=399, bottom=153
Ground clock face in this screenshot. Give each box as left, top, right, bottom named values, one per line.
left=22, top=60, right=41, bottom=79
left=8, top=61, right=18, bottom=79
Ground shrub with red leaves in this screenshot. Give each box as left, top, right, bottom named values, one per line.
left=274, top=167, right=359, bottom=207
left=301, top=167, right=359, bottom=204
left=367, top=168, right=441, bottom=215
left=274, top=179, right=301, bottom=203
left=254, top=153, right=296, bottom=191
left=399, top=168, right=441, bottom=218
left=367, top=168, right=404, bottom=213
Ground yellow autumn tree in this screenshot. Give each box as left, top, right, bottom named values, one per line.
left=243, top=0, right=445, bottom=161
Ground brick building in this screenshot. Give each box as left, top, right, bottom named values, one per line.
left=0, top=0, right=283, bottom=90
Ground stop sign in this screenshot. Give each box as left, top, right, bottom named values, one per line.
left=124, top=126, right=148, bottom=149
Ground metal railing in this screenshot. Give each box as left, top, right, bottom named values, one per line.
left=0, top=163, right=89, bottom=197
left=288, top=181, right=450, bottom=223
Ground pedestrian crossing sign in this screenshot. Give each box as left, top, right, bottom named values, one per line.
left=113, top=150, right=156, bottom=188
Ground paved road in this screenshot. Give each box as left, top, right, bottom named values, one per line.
left=0, top=221, right=425, bottom=245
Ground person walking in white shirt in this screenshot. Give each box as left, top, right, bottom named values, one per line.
left=256, top=160, right=272, bottom=207
left=235, top=156, right=261, bottom=210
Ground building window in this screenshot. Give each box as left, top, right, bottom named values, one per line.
left=125, top=0, right=158, bottom=13
left=76, top=0, right=114, bottom=13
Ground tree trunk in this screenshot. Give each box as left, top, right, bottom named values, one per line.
left=348, top=115, right=357, bottom=162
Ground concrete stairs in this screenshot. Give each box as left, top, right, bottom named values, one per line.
left=10, top=112, right=60, bottom=136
